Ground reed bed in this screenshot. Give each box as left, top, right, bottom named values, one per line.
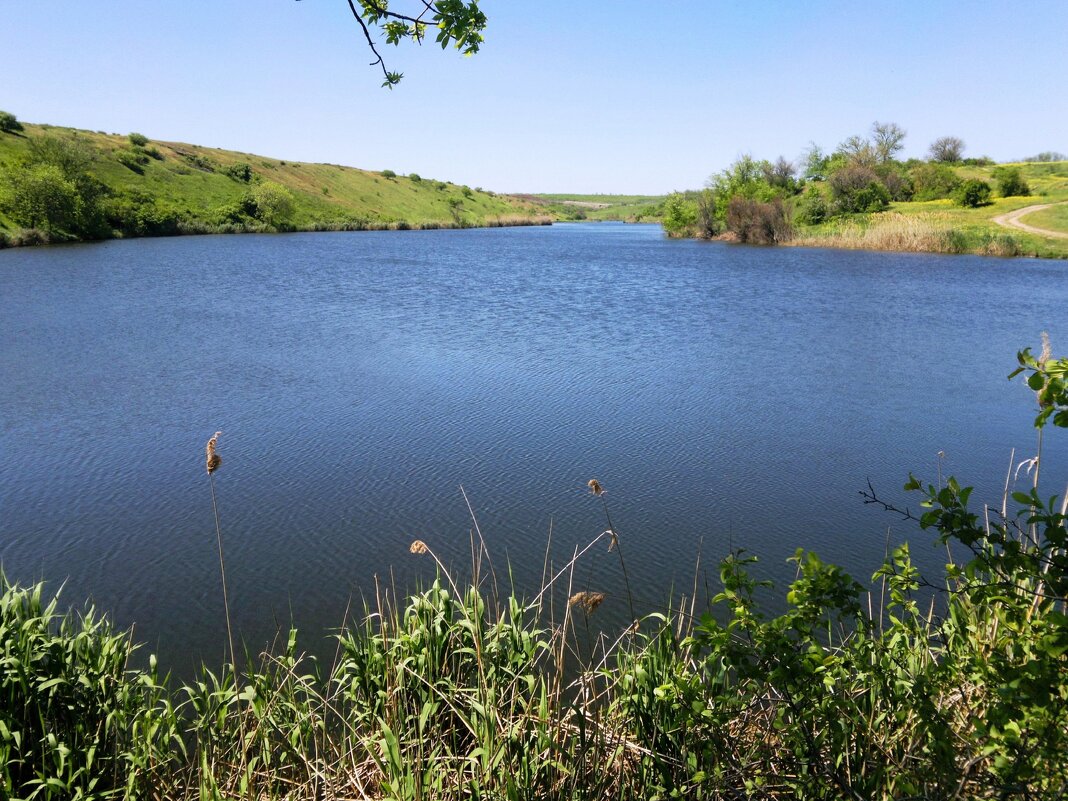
left=3, top=347, right=1067, bottom=800
left=789, top=211, right=1022, bottom=256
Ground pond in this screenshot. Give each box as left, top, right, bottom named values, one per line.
left=1, top=223, right=1065, bottom=671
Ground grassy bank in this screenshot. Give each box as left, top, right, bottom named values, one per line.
left=4, top=347, right=1068, bottom=800
left=0, top=122, right=550, bottom=246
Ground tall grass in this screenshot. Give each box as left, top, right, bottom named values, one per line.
left=789, top=212, right=1023, bottom=256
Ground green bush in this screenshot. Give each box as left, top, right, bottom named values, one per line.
left=994, top=166, right=1031, bottom=197
left=0, top=110, right=24, bottom=133
left=910, top=162, right=962, bottom=201
left=116, top=148, right=149, bottom=173
left=829, top=165, right=890, bottom=213
left=408, top=173, right=422, bottom=182
left=955, top=179, right=992, bottom=207
left=127, top=132, right=149, bottom=147
left=381, top=169, right=396, bottom=178
left=794, top=185, right=829, bottom=225
left=223, top=162, right=252, bottom=182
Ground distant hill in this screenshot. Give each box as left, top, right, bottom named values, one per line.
left=0, top=120, right=550, bottom=245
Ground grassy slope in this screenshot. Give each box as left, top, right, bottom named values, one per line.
left=522, top=193, right=666, bottom=222
left=792, top=161, right=1068, bottom=258
left=0, top=123, right=547, bottom=234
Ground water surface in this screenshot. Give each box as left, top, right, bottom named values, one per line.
left=1, top=224, right=1065, bottom=670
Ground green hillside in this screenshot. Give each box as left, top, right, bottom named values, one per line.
left=519, top=193, right=665, bottom=222
left=0, top=121, right=549, bottom=245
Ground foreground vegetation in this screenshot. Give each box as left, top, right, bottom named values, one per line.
left=0, top=117, right=549, bottom=247
left=662, top=125, right=1068, bottom=258
left=4, top=343, right=1068, bottom=799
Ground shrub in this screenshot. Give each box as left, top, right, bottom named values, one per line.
left=910, top=162, right=962, bottom=201
left=725, top=197, right=793, bottom=243
left=251, top=181, right=295, bottom=226
left=116, top=148, right=150, bottom=173
left=381, top=169, right=396, bottom=178
left=955, top=179, right=992, bottom=207
left=144, top=145, right=164, bottom=161
left=223, top=162, right=253, bottom=182
left=829, top=165, right=891, bottom=213
left=994, top=167, right=1031, bottom=197
left=0, top=110, right=24, bottom=133
left=661, top=192, right=698, bottom=237
left=794, top=185, right=829, bottom=225
left=1, top=163, right=82, bottom=231
left=127, top=132, right=149, bottom=147
left=409, top=173, right=422, bottom=182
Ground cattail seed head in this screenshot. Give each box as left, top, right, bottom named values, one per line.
left=409, top=540, right=429, bottom=555
left=569, top=591, right=606, bottom=614
left=206, top=431, right=222, bottom=474
left=587, top=479, right=604, bottom=496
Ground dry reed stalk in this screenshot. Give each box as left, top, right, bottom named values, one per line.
left=588, top=479, right=636, bottom=623
left=205, top=432, right=235, bottom=673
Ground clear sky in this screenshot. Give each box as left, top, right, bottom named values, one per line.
left=4, top=1, right=1066, bottom=194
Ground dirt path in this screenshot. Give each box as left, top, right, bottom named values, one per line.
left=992, top=202, right=1068, bottom=238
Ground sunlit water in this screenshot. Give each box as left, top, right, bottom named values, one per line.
left=1, top=223, right=1065, bottom=672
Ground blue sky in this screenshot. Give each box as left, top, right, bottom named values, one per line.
left=4, top=1, right=1066, bottom=194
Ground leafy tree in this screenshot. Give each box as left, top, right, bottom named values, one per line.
left=762, top=156, right=797, bottom=190
left=800, top=142, right=829, bottom=180
left=994, top=167, right=1030, bottom=197
left=408, top=173, right=422, bottom=182
left=955, top=179, right=991, bottom=207
left=128, top=132, right=149, bottom=147
left=0, top=110, right=24, bottom=133
left=381, top=169, right=396, bottom=178
left=251, top=181, right=295, bottom=226
left=304, top=0, right=487, bottom=87
left=661, top=192, right=698, bottom=237
left=929, top=136, right=965, bottom=163
left=871, top=121, right=906, bottom=163
left=1, top=163, right=81, bottom=231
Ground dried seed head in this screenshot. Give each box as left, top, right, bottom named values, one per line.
left=607, top=529, right=619, bottom=552
left=587, top=479, right=604, bottom=496
left=569, top=591, right=606, bottom=614
left=205, top=431, right=222, bottom=474
left=1039, top=331, right=1052, bottom=367
left=409, top=540, right=429, bottom=555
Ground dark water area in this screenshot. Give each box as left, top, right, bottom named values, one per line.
left=1, top=223, right=1065, bottom=673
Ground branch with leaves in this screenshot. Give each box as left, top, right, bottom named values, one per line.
left=298, top=0, right=486, bottom=87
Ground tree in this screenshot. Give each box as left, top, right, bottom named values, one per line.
left=251, top=181, right=296, bottom=226
left=929, top=136, right=965, bottom=163
left=837, top=135, right=876, bottom=168
left=128, top=132, right=149, bottom=147
left=871, top=121, right=906, bottom=163
left=800, top=142, right=829, bottom=180
left=1, top=163, right=81, bottom=231
left=299, top=0, right=487, bottom=87
left=0, top=110, right=24, bottom=133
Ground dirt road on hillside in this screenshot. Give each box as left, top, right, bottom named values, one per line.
left=992, top=202, right=1068, bottom=238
